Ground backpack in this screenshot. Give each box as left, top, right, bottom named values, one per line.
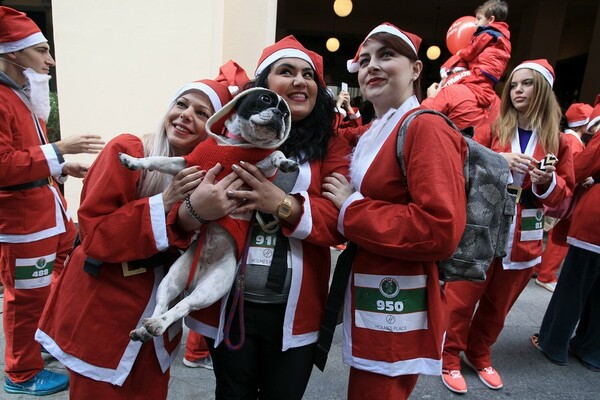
left=396, top=109, right=516, bottom=282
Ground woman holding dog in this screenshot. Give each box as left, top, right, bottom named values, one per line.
left=321, top=22, right=467, bottom=399
left=184, top=36, right=351, bottom=399
left=440, top=59, right=575, bottom=394
left=35, top=68, right=245, bottom=399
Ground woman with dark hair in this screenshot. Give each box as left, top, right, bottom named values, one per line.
left=184, top=36, right=350, bottom=400
left=322, top=23, right=467, bottom=399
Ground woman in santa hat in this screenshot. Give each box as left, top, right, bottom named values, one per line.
left=35, top=64, right=246, bottom=399
left=441, top=59, right=575, bottom=394
left=185, top=36, right=350, bottom=399
left=531, top=100, right=600, bottom=372
left=322, top=22, right=467, bottom=399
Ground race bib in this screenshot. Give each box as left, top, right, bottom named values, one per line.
left=354, top=273, right=428, bottom=333
left=246, top=222, right=278, bottom=267
left=14, top=253, right=56, bottom=289
left=520, top=208, right=544, bottom=241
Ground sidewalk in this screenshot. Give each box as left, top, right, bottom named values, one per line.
left=1, top=260, right=599, bottom=399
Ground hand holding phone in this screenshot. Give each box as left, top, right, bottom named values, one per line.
left=538, top=153, right=558, bottom=171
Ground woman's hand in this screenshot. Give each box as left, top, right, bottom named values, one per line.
left=427, top=82, right=441, bottom=98
left=54, top=134, right=105, bottom=155
left=162, top=166, right=204, bottom=213
left=529, top=165, right=555, bottom=189
left=227, top=161, right=285, bottom=215
left=501, top=152, right=538, bottom=175
left=61, top=162, right=89, bottom=178
left=322, top=172, right=354, bottom=210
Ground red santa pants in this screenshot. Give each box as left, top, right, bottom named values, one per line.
left=534, top=224, right=569, bottom=283
left=184, top=330, right=210, bottom=361
left=0, top=220, right=76, bottom=382
left=68, top=339, right=169, bottom=400
left=348, top=367, right=418, bottom=400
left=443, top=258, right=533, bottom=370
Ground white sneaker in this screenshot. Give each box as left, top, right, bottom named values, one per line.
left=183, top=356, right=213, bottom=370
left=535, top=279, right=557, bottom=293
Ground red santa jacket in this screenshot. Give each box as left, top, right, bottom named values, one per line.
left=475, top=127, right=575, bottom=269
left=339, top=102, right=467, bottom=376
left=0, top=82, right=70, bottom=242
left=185, top=134, right=351, bottom=351
left=568, top=132, right=600, bottom=252
left=36, top=134, right=193, bottom=385
left=457, top=21, right=511, bottom=84
left=421, top=82, right=500, bottom=133
left=184, top=136, right=274, bottom=259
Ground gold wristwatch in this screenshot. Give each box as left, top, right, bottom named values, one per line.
left=276, top=194, right=293, bottom=219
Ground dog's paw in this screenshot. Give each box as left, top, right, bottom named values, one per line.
left=129, top=327, right=153, bottom=342
left=118, top=152, right=141, bottom=170
left=143, top=317, right=167, bottom=337
left=279, top=160, right=299, bottom=173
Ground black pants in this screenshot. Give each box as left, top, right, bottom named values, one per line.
left=539, top=245, right=600, bottom=367
left=206, top=301, right=316, bottom=400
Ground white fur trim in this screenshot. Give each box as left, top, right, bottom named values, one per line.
left=514, top=62, right=554, bottom=87
left=587, top=115, right=600, bottom=131
left=172, top=82, right=222, bottom=111
left=255, top=49, right=315, bottom=77
left=567, top=117, right=589, bottom=128
left=0, top=32, right=46, bottom=53
left=347, top=25, right=418, bottom=73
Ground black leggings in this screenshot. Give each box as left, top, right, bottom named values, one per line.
left=206, top=301, right=316, bottom=400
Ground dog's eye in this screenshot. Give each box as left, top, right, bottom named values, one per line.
left=259, top=95, right=272, bottom=104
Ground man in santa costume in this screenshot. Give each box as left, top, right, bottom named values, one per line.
left=533, top=102, right=593, bottom=292
left=0, top=6, right=103, bottom=396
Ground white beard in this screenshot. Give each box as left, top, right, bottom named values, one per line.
left=23, top=68, right=51, bottom=122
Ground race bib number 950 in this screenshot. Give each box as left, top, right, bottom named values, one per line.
left=354, top=273, right=428, bottom=333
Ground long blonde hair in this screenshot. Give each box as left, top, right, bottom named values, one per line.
left=137, top=109, right=176, bottom=198
left=494, top=70, right=562, bottom=154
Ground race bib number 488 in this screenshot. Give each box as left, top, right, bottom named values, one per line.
left=354, top=274, right=428, bottom=333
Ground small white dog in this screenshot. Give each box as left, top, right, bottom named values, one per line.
left=120, top=88, right=297, bottom=342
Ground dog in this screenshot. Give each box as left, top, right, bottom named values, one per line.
left=119, top=88, right=297, bottom=342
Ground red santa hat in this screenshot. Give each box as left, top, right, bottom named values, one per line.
left=347, top=22, right=422, bottom=73
left=565, top=103, right=593, bottom=128
left=513, top=59, right=555, bottom=87
left=254, top=35, right=325, bottom=85
left=586, top=94, right=600, bottom=132
left=0, top=6, right=47, bottom=54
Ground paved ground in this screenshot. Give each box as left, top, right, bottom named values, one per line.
left=1, top=250, right=599, bottom=399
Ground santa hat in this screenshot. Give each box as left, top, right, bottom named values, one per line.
left=586, top=94, right=600, bottom=132
left=513, top=59, right=555, bottom=87
left=0, top=6, right=47, bottom=54
left=255, top=35, right=324, bottom=85
left=172, top=60, right=249, bottom=114
left=565, top=103, right=593, bottom=128
left=347, top=23, right=422, bottom=73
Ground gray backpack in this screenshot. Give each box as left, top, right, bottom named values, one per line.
left=397, top=109, right=516, bottom=282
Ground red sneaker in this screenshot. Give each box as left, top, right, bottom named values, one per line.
left=441, top=369, right=468, bottom=394
left=463, top=357, right=503, bottom=389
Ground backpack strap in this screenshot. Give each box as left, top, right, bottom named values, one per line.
left=396, top=109, right=461, bottom=194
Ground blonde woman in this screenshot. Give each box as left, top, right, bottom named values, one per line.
left=441, top=59, right=575, bottom=394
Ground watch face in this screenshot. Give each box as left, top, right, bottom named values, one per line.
left=278, top=196, right=292, bottom=218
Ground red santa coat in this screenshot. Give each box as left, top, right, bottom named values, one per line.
left=457, top=22, right=511, bottom=84
left=475, top=127, right=575, bottom=269
left=0, top=83, right=70, bottom=242
left=185, top=134, right=351, bottom=351
left=567, top=132, right=600, bottom=252
left=339, top=99, right=467, bottom=377
left=36, top=134, right=193, bottom=385
left=421, top=82, right=500, bottom=133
